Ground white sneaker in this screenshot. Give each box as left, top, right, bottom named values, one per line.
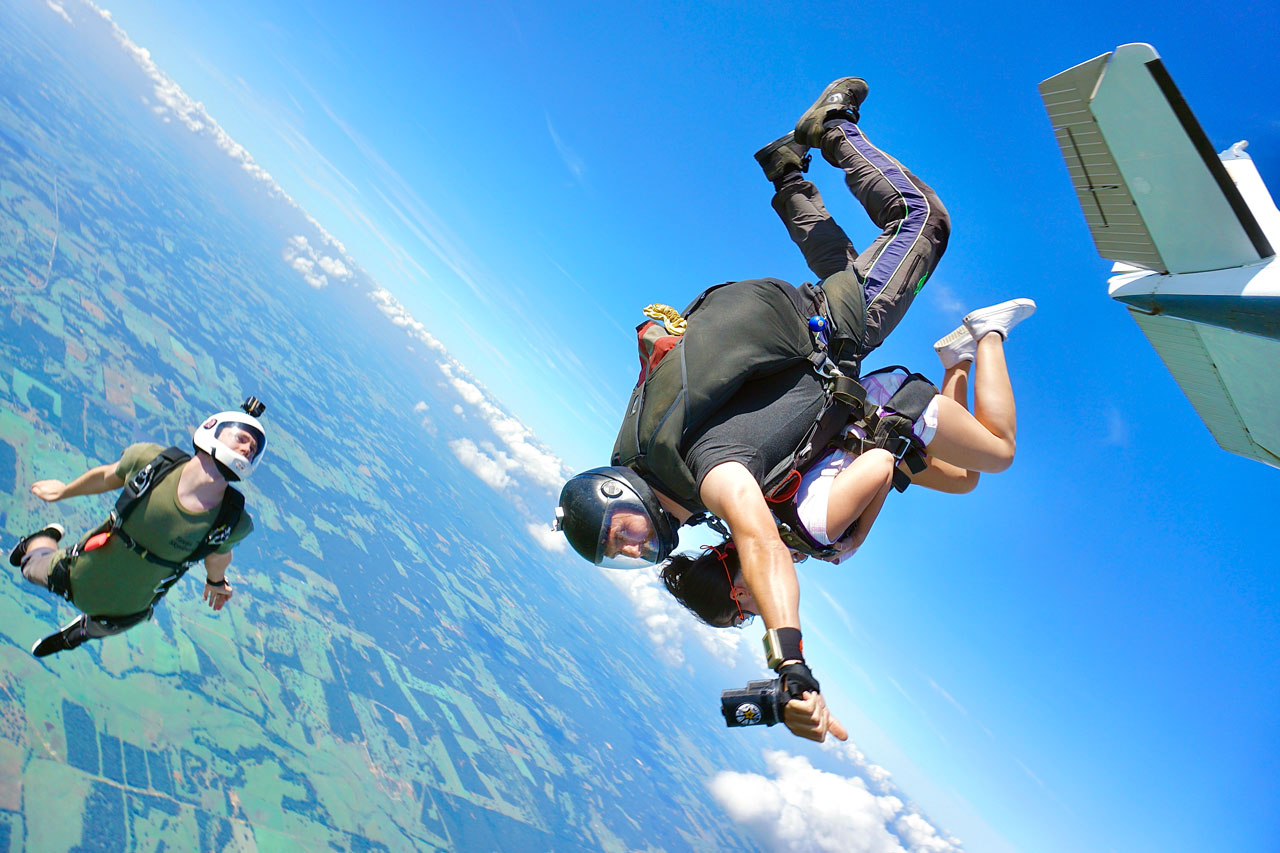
left=933, top=325, right=975, bottom=369
left=962, top=298, right=1036, bottom=342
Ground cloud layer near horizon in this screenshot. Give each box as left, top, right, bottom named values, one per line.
left=710, top=749, right=962, bottom=853
left=79, top=0, right=353, bottom=267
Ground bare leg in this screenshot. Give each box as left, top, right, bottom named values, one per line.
left=924, top=332, right=1017, bottom=473
left=940, top=361, right=970, bottom=410
left=972, top=332, right=1016, bottom=451
left=900, top=359, right=978, bottom=493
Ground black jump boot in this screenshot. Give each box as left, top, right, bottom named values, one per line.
left=794, top=77, right=869, bottom=147
left=32, top=614, right=90, bottom=658
left=754, top=132, right=811, bottom=183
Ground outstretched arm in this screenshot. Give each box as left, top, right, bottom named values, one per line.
left=202, top=550, right=234, bottom=611
left=700, top=462, right=801, bottom=629
left=700, top=461, right=848, bottom=743
left=31, top=463, right=125, bottom=502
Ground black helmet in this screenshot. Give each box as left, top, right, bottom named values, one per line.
left=554, top=467, right=678, bottom=569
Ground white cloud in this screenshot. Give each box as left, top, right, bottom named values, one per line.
left=710, top=751, right=962, bottom=853
left=601, top=568, right=747, bottom=668
left=895, top=812, right=964, bottom=853
left=318, top=255, right=351, bottom=279
left=281, top=234, right=354, bottom=289
left=1013, top=756, right=1046, bottom=790
left=525, top=522, right=566, bottom=553
left=546, top=113, right=586, bottom=184
left=46, top=0, right=73, bottom=24
left=929, top=282, right=966, bottom=317
left=448, top=438, right=514, bottom=491
left=452, top=404, right=464, bottom=416
left=412, top=400, right=435, bottom=434
left=75, top=0, right=583, bottom=568
left=438, top=360, right=570, bottom=492
left=367, top=287, right=447, bottom=354
left=1103, top=406, right=1130, bottom=446
left=927, top=678, right=970, bottom=719
left=444, top=371, right=485, bottom=406
left=822, top=740, right=894, bottom=793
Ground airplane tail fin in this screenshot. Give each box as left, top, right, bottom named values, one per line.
left=1039, top=43, right=1273, bottom=274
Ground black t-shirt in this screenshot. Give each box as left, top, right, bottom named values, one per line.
left=683, top=364, right=826, bottom=496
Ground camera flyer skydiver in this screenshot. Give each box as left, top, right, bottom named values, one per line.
left=556, top=78, right=958, bottom=742
left=8, top=398, right=268, bottom=657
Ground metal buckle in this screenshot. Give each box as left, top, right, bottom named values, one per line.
left=887, top=435, right=914, bottom=462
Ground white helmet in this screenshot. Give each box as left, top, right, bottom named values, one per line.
left=193, top=400, right=267, bottom=481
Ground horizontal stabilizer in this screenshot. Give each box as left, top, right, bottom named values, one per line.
left=1129, top=309, right=1280, bottom=468
left=1040, top=43, right=1273, bottom=274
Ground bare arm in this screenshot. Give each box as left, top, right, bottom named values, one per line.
left=31, top=463, right=125, bottom=502
left=699, top=461, right=847, bottom=743
left=699, top=462, right=800, bottom=629
left=202, top=550, right=234, bottom=611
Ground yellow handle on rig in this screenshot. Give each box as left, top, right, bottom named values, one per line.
left=643, top=304, right=687, bottom=336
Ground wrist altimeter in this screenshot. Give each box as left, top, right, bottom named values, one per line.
left=763, top=627, right=804, bottom=671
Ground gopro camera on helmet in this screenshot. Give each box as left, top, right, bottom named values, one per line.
left=720, top=678, right=787, bottom=728
left=241, top=396, right=266, bottom=418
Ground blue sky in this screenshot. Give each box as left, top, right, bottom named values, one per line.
left=36, top=0, right=1280, bottom=850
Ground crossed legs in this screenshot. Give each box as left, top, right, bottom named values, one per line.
left=927, top=332, right=1018, bottom=476
left=769, top=119, right=951, bottom=363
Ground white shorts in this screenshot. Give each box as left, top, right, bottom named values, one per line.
left=793, top=369, right=939, bottom=547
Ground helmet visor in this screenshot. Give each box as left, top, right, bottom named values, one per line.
left=214, top=421, right=265, bottom=463
left=594, top=498, right=663, bottom=569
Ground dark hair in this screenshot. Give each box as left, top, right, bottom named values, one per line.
left=659, top=541, right=740, bottom=627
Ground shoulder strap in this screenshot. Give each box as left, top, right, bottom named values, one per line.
left=186, top=486, right=244, bottom=563
left=113, top=446, right=190, bottom=528
left=113, top=447, right=245, bottom=564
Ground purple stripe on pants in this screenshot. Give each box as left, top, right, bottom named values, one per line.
left=830, top=121, right=930, bottom=308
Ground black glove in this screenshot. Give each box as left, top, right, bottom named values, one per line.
left=777, top=661, right=821, bottom=702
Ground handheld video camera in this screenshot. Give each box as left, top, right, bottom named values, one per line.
left=720, top=677, right=786, bottom=728
left=241, top=396, right=266, bottom=418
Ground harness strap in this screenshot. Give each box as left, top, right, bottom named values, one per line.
left=770, top=503, right=840, bottom=559
left=765, top=470, right=802, bottom=504
left=98, top=446, right=245, bottom=610
left=114, top=446, right=191, bottom=522
left=89, top=608, right=154, bottom=632
left=111, top=529, right=188, bottom=570
left=831, top=374, right=867, bottom=415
